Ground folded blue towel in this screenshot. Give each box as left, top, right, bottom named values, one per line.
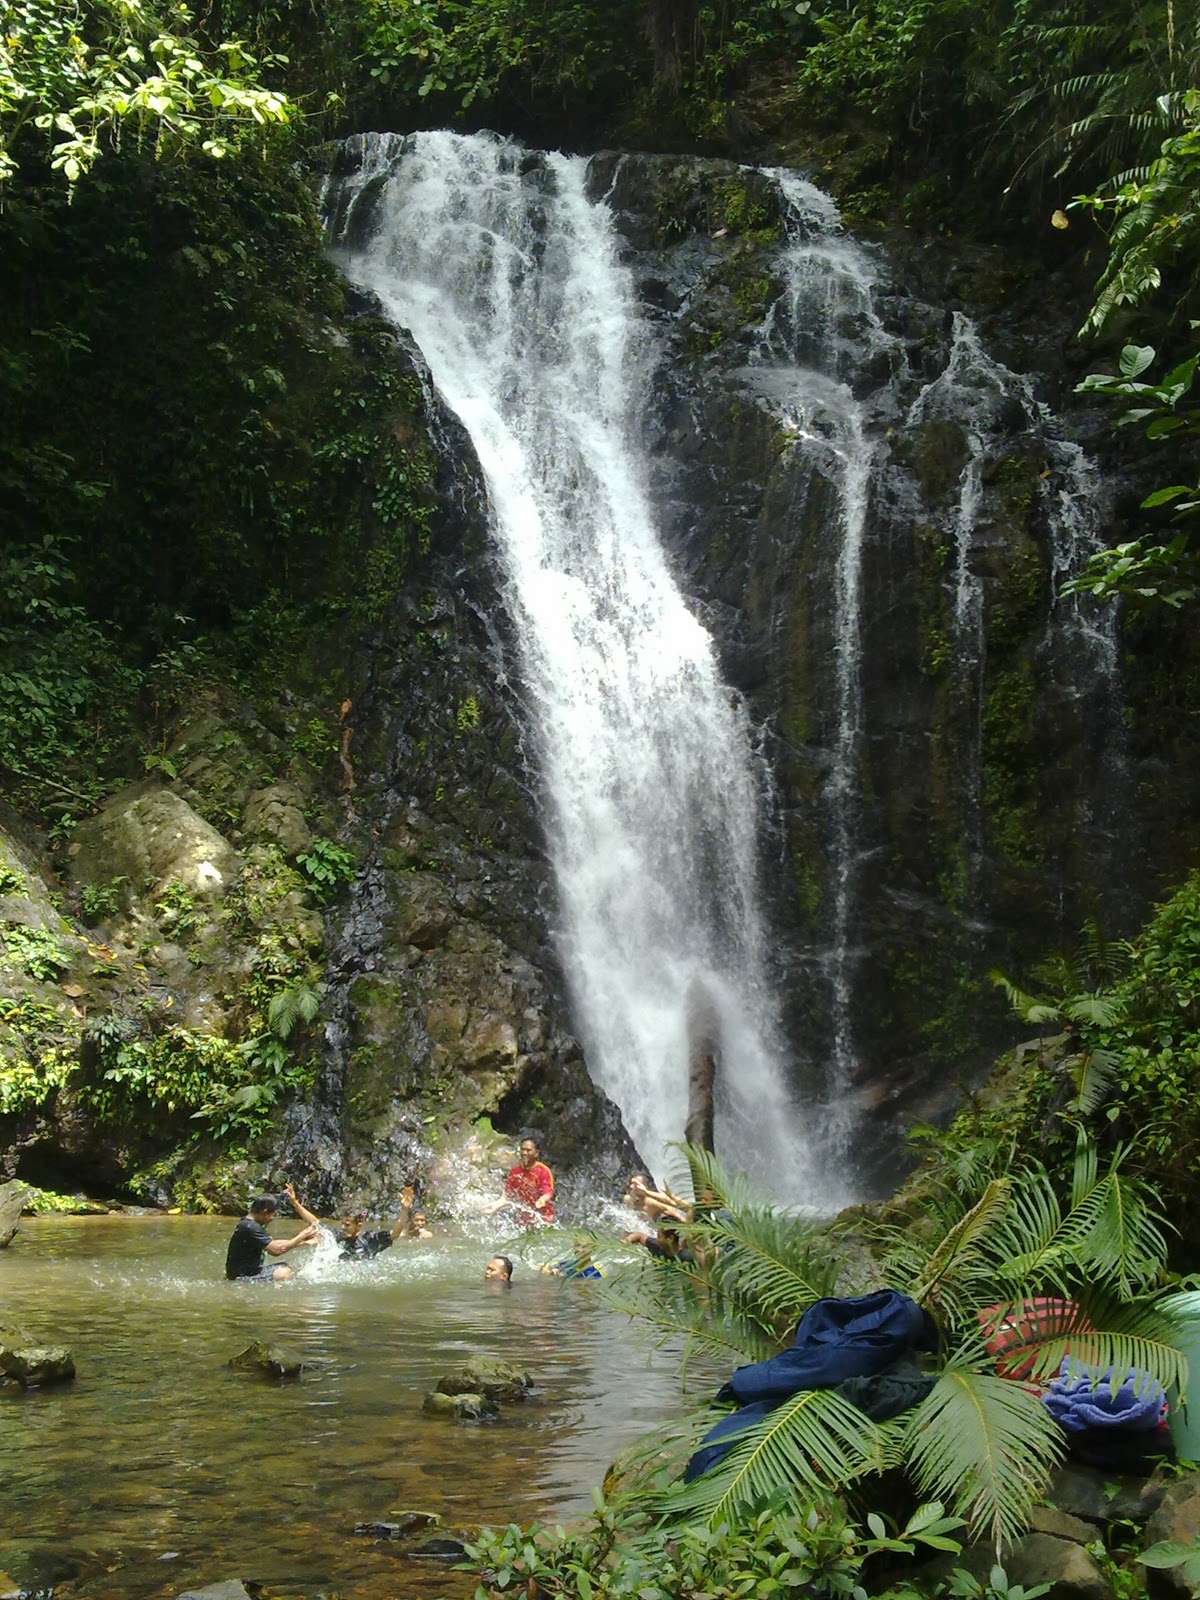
left=1042, top=1360, right=1166, bottom=1433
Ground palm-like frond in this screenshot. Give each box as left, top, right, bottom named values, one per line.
left=661, top=1387, right=885, bottom=1525
left=706, top=1204, right=846, bottom=1332
left=1068, top=1046, right=1120, bottom=1115
left=1007, top=1288, right=1188, bottom=1392
left=903, top=1365, right=1066, bottom=1554
left=902, top=1178, right=1012, bottom=1317
left=599, top=1252, right=780, bottom=1366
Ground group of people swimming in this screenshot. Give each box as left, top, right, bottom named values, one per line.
left=224, top=1135, right=692, bottom=1283
left=223, top=1136, right=557, bottom=1282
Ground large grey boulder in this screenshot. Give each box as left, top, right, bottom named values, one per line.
left=70, top=784, right=240, bottom=911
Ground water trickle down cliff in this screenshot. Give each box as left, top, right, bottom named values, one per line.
left=324, top=132, right=821, bottom=1201
left=609, top=156, right=1130, bottom=1178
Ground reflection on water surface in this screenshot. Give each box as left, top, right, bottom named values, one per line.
left=0, top=1216, right=695, bottom=1598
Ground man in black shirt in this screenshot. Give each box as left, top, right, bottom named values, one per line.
left=283, top=1181, right=416, bottom=1262
left=225, top=1196, right=318, bottom=1281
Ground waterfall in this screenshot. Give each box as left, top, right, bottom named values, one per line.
left=324, top=131, right=818, bottom=1198
left=747, top=174, right=902, bottom=1146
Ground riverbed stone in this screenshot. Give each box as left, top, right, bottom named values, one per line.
left=354, top=1511, right=440, bottom=1539
left=1003, top=1533, right=1115, bottom=1600
left=1030, top=1505, right=1102, bottom=1544
left=436, top=1356, right=531, bottom=1402
left=228, top=1340, right=304, bottom=1379
left=175, top=1583, right=256, bottom=1600
left=1049, top=1463, right=1168, bottom=1525
left=0, top=1343, right=76, bottom=1387
left=422, top=1389, right=497, bottom=1420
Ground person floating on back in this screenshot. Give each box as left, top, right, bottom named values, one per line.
left=484, top=1136, right=555, bottom=1228
left=225, top=1194, right=318, bottom=1282
left=283, top=1181, right=417, bottom=1261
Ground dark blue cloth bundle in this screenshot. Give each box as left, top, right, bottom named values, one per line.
left=686, top=1290, right=936, bottom=1481
left=717, top=1290, right=937, bottom=1405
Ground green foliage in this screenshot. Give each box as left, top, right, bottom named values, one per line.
left=295, top=836, right=355, bottom=897
left=0, top=919, right=70, bottom=979
left=462, top=1491, right=968, bottom=1600
left=79, top=876, right=127, bottom=922
left=0, top=0, right=294, bottom=187
left=1065, top=344, right=1200, bottom=607
left=598, top=1140, right=1178, bottom=1554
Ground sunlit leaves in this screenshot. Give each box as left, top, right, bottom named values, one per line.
left=1, top=0, right=294, bottom=188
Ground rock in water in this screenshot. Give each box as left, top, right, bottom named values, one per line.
left=0, top=1181, right=31, bottom=1248
left=228, top=1341, right=304, bottom=1379
left=422, top=1390, right=498, bottom=1420
left=0, top=1340, right=75, bottom=1387
left=435, top=1357, right=530, bottom=1402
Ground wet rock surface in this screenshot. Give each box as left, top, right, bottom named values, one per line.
left=422, top=1388, right=498, bottom=1420
left=228, top=1340, right=305, bottom=1380
left=436, top=1356, right=531, bottom=1403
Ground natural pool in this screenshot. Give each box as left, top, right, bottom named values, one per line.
left=0, top=1215, right=700, bottom=1599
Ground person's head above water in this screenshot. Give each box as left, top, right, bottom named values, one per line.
left=249, top=1196, right=278, bottom=1220
left=340, top=1207, right=368, bottom=1239
left=484, top=1255, right=513, bottom=1282
left=517, top=1137, right=541, bottom=1169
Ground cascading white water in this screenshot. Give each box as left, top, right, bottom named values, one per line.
left=325, top=131, right=818, bottom=1197
left=748, top=174, right=900, bottom=1144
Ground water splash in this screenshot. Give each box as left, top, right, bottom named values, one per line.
left=324, top=132, right=816, bottom=1199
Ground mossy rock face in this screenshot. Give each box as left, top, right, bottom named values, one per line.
left=69, top=785, right=241, bottom=912
left=435, top=1357, right=531, bottom=1403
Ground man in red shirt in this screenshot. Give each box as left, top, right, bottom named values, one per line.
left=486, top=1136, right=556, bottom=1227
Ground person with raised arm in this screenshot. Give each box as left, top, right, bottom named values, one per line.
left=283, top=1180, right=416, bottom=1262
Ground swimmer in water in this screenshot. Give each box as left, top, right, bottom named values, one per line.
left=284, top=1181, right=417, bottom=1262
left=225, top=1195, right=318, bottom=1281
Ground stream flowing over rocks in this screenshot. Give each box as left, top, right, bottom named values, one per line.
left=0, top=134, right=1183, bottom=1208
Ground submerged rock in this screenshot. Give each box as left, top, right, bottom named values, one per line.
left=228, top=1340, right=304, bottom=1380
left=422, top=1389, right=497, bottom=1420
left=353, top=1511, right=440, bottom=1539
left=175, top=1583, right=256, bottom=1600
left=435, top=1356, right=531, bottom=1403
left=0, top=1339, right=75, bottom=1388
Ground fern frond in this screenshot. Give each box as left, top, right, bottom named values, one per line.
left=903, top=1365, right=1065, bottom=1554
left=906, top=1178, right=1012, bottom=1313
left=662, top=1387, right=883, bottom=1525
left=1068, top=1047, right=1120, bottom=1116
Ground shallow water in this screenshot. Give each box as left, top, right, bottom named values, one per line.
left=0, top=1216, right=699, bottom=1598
